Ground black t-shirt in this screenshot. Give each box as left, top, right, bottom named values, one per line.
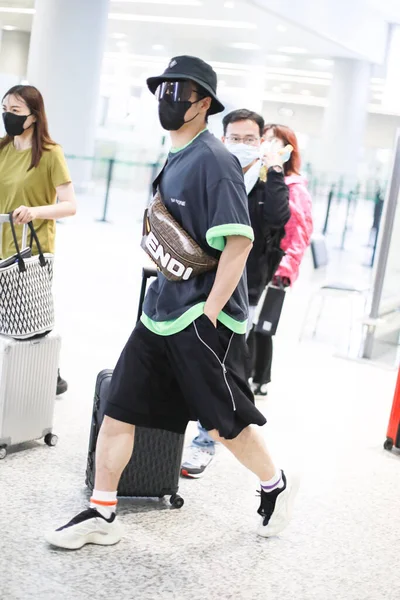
left=141, top=129, right=254, bottom=336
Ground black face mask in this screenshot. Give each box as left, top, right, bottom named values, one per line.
left=158, top=98, right=202, bottom=131
left=2, top=112, right=32, bottom=137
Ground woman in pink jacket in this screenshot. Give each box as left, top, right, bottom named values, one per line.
left=251, top=124, right=313, bottom=396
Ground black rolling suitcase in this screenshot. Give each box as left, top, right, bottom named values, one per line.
left=85, top=267, right=185, bottom=509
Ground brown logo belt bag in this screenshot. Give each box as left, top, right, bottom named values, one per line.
left=141, top=191, right=218, bottom=282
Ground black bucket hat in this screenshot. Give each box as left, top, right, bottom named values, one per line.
left=147, top=55, right=225, bottom=115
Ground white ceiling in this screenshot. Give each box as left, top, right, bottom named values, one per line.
left=0, top=0, right=392, bottom=111
left=0, top=0, right=363, bottom=57
left=369, top=0, right=400, bottom=23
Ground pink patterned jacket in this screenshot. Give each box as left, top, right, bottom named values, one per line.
left=275, top=174, right=313, bottom=285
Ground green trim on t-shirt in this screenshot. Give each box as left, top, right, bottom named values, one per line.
left=170, top=128, right=208, bottom=154
left=141, top=302, right=247, bottom=336
left=206, top=223, right=254, bottom=251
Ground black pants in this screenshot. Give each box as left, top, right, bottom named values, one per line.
left=105, top=316, right=266, bottom=439
left=247, top=328, right=273, bottom=386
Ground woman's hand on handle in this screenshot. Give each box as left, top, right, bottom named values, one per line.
left=13, top=205, right=39, bottom=225
left=13, top=182, right=77, bottom=225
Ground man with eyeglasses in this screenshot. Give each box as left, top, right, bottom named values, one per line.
left=182, top=108, right=290, bottom=478
left=46, top=57, right=298, bottom=550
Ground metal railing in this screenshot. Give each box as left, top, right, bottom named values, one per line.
left=64, top=153, right=388, bottom=269
left=65, top=155, right=163, bottom=223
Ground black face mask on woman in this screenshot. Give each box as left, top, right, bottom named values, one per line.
left=2, top=112, right=32, bottom=137
left=158, top=97, right=202, bottom=131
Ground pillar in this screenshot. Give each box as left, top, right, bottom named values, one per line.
left=27, top=0, right=109, bottom=158
left=316, top=58, right=371, bottom=182
left=0, top=30, right=30, bottom=79
left=211, top=67, right=266, bottom=138
left=383, top=24, right=400, bottom=113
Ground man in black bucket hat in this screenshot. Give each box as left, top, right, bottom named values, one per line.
left=146, top=55, right=225, bottom=116
left=46, top=56, right=298, bottom=550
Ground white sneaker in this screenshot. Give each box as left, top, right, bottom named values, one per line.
left=45, top=508, right=123, bottom=550
left=257, top=471, right=300, bottom=538
left=181, top=446, right=214, bottom=479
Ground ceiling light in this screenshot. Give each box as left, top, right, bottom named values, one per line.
left=310, top=58, right=334, bottom=67
left=0, top=7, right=35, bottom=14
left=264, top=91, right=326, bottom=107
left=224, top=1, right=235, bottom=7
left=267, top=54, right=293, bottom=62
left=266, top=74, right=329, bottom=86
left=373, top=93, right=383, bottom=101
left=110, top=0, right=202, bottom=4
left=278, top=46, right=309, bottom=54
left=280, top=83, right=292, bottom=90
left=276, top=25, right=287, bottom=32
left=272, top=86, right=282, bottom=93
left=108, top=13, right=257, bottom=28
left=152, top=44, right=165, bottom=51
left=229, top=42, right=261, bottom=50
left=278, top=107, right=294, bottom=117
left=267, top=66, right=331, bottom=79
left=117, top=41, right=128, bottom=48
left=103, top=53, right=333, bottom=86
left=370, top=83, right=384, bottom=91
left=2, top=25, right=17, bottom=31
left=110, top=33, right=127, bottom=39
left=300, top=89, right=311, bottom=95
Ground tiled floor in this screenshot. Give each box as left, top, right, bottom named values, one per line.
left=1, top=207, right=399, bottom=600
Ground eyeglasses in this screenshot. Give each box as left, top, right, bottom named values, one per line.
left=225, top=135, right=260, bottom=146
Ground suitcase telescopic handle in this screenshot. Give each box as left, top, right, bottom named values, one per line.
left=137, top=267, right=158, bottom=323
left=0, top=214, right=28, bottom=250
left=143, top=267, right=158, bottom=279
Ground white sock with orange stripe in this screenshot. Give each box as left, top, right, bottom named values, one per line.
left=90, top=490, right=118, bottom=519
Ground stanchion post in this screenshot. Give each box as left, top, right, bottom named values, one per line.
left=339, top=189, right=353, bottom=250
left=148, top=162, right=160, bottom=203
left=337, top=176, right=344, bottom=204
left=370, top=190, right=385, bottom=266
left=97, top=158, right=115, bottom=223
left=322, top=183, right=335, bottom=235
left=148, top=135, right=167, bottom=203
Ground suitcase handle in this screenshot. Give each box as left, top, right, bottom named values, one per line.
left=0, top=214, right=28, bottom=250
left=143, top=267, right=158, bottom=279
left=137, top=267, right=158, bottom=323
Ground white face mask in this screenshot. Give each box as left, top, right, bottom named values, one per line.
left=225, top=142, right=260, bottom=168
left=243, top=160, right=260, bottom=194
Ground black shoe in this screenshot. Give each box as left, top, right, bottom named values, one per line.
left=251, top=383, right=268, bottom=397
left=56, top=370, right=68, bottom=396
left=257, top=471, right=300, bottom=537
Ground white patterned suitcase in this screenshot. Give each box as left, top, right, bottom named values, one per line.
left=0, top=331, right=61, bottom=460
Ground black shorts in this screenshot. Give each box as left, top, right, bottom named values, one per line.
left=105, top=315, right=267, bottom=439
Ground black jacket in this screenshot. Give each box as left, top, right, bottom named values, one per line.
left=246, top=169, right=290, bottom=306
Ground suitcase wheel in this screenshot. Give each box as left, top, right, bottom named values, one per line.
left=170, top=494, right=184, bottom=509
left=0, top=445, right=7, bottom=460
left=44, top=433, right=58, bottom=447
left=384, top=438, right=394, bottom=452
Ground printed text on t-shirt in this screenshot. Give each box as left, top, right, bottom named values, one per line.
left=171, top=198, right=186, bottom=207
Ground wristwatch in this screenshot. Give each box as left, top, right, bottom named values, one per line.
left=269, top=165, right=283, bottom=173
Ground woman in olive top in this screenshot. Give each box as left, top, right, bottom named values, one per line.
left=0, top=84, right=77, bottom=395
